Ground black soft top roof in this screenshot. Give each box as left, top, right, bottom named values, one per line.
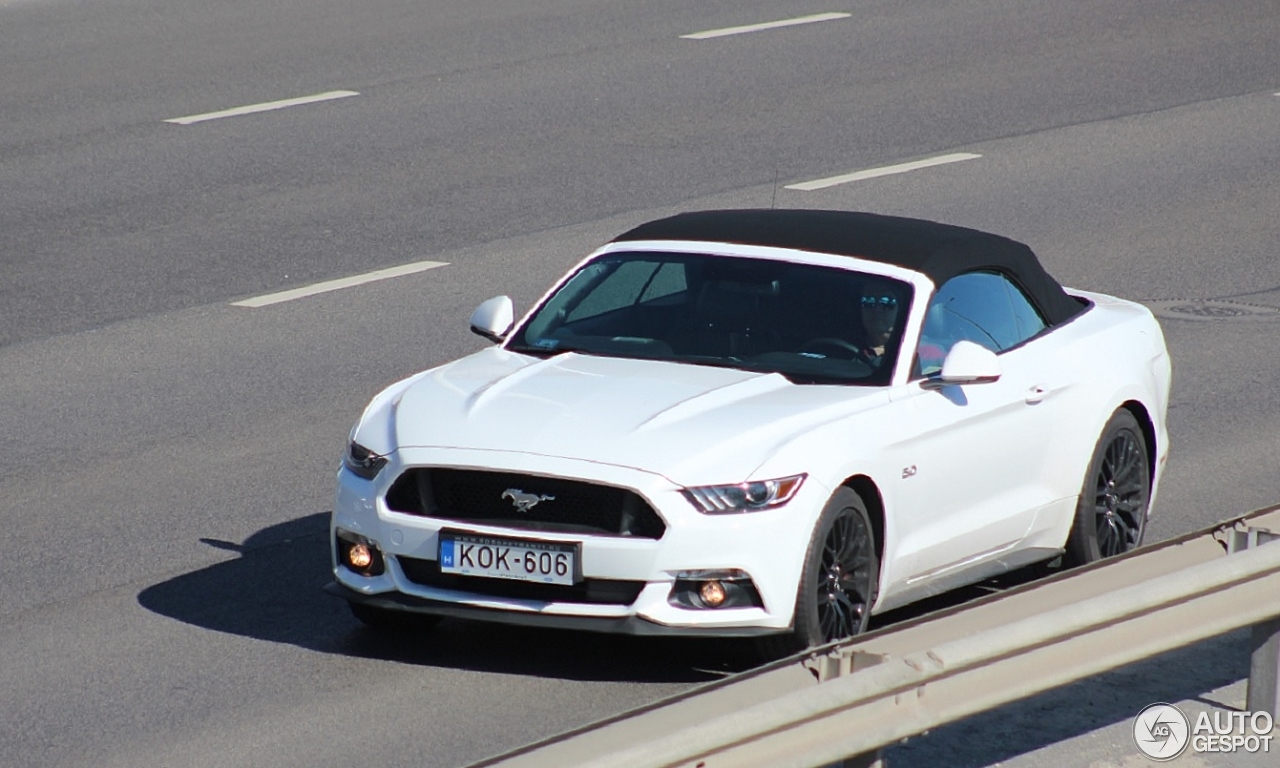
left=614, top=209, right=1083, bottom=325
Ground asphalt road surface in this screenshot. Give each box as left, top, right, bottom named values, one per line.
left=2, top=2, right=1278, bottom=767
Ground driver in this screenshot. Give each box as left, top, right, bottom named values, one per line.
left=858, top=277, right=905, bottom=366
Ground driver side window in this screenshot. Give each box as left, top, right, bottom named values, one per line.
left=917, top=271, right=1047, bottom=375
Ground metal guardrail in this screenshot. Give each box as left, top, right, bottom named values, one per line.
left=467, top=505, right=1280, bottom=768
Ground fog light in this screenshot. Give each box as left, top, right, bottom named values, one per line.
left=668, top=569, right=764, bottom=610
left=347, top=543, right=374, bottom=570
left=699, top=580, right=727, bottom=607
left=335, top=529, right=385, bottom=576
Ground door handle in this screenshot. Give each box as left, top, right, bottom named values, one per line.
left=1026, top=384, right=1049, bottom=404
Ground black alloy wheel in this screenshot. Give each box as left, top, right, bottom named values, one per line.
left=816, top=509, right=876, bottom=641
left=759, top=488, right=879, bottom=659
left=1066, top=409, right=1150, bottom=565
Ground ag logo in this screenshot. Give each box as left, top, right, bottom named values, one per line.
left=1133, top=703, right=1190, bottom=761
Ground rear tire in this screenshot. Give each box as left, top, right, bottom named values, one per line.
left=1065, top=409, right=1150, bottom=566
left=756, top=487, right=879, bottom=658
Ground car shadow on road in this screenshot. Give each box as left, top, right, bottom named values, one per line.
left=137, top=512, right=743, bottom=684
left=138, top=512, right=1258, bottom=765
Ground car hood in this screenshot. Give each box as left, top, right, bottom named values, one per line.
left=370, top=348, right=886, bottom=483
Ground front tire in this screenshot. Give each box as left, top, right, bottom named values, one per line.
left=1065, top=409, right=1150, bottom=565
left=758, top=488, right=879, bottom=657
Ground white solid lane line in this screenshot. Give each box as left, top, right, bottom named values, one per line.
left=681, top=12, right=851, bottom=40
left=165, top=90, right=360, bottom=125
left=785, top=153, right=983, bottom=191
left=232, top=260, right=449, bottom=308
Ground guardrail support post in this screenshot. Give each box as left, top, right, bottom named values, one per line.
left=1248, top=618, right=1280, bottom=718
left=1229, top=526, right=1279, bottom=718
left=829, top=750, right=883, bottom=768
left=808, top=651, right=888, bottom=767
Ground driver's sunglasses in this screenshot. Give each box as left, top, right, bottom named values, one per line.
left=860, top=295, right=898, bottom=309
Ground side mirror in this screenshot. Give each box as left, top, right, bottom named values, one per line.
left=923, top=340, right=1001, bottom=388
left=469, top=295, right=514, bottom=343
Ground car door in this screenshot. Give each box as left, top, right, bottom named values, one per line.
left=885, top=272, right=1066, bottom=585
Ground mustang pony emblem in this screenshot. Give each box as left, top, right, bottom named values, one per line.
left=502, top=488, right=555, bottom=513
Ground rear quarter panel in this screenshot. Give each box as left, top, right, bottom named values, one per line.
left=1023, top=291, right=1172, bottom=549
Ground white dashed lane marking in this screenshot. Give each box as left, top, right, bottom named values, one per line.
left=166, top=90, right=360, bottom=125
left=233, top=261, right=449, bottom=308
left=786, top=153, right=983, bottom=191
left=681, top=12, right=851, bottom=40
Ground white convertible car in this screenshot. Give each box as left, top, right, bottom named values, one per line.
left=327, top=209, right=1171, bottom=653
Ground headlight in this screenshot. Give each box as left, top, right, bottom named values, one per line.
left=682, top=474, right=806, bottom=514
left=343, top=441, right=388, bottom=480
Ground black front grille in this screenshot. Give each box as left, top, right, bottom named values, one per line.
left=397, top=556, right=645, bottom=605
left=385, top=468, right=666, bottom=539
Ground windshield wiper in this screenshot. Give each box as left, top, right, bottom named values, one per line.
left=504, top=343, right=614, bottom=358
left=673, top=354, right=761, bottom=372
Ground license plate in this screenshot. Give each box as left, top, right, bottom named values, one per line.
left=438, top=532, right=578, bottom=586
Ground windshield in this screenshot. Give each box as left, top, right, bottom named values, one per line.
left=508, top=251, right=913, bottom=385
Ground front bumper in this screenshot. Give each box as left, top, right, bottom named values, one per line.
left=330, top=447, right=827, bottom=635
left=324, top=581, right=783, bottom=638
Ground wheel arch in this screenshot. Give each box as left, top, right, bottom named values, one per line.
left=1119, top=399, right=1158, bottom=488
left=840, top=474, right=885, bottom=563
